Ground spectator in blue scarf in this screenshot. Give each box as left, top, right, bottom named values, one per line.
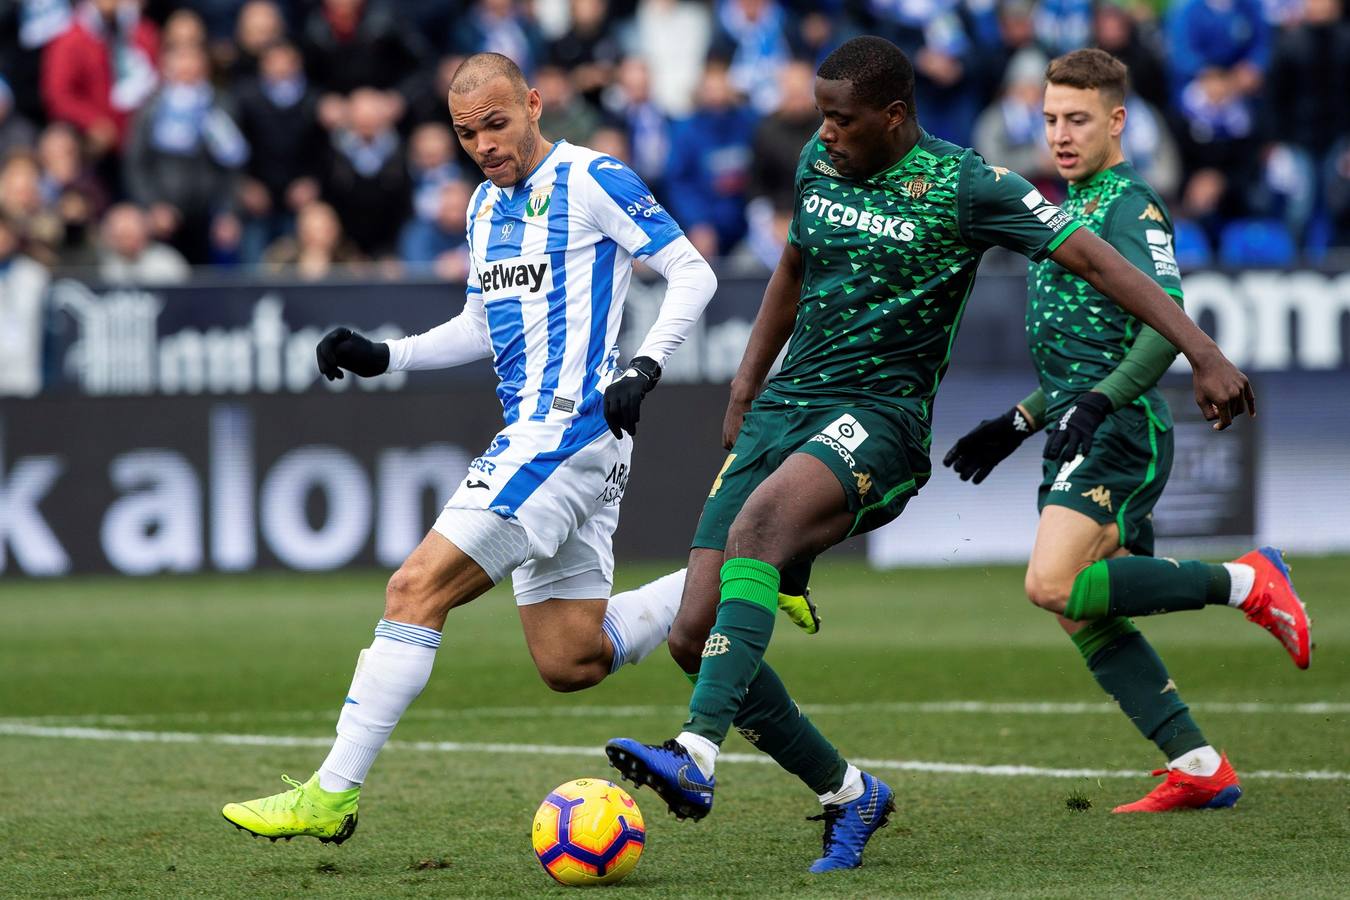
left=712, top=0, right=792, bottom=115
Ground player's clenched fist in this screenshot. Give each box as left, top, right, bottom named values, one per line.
left=316, top=327, right=391, bottom=380
left=1043, top=391, right=1112, bottom=462
left=1190, top=348, right=1255, bottom=431
left=604, top=356, right=661, bottom=439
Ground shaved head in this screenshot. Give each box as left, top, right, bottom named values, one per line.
left=450, top=52, right=528, bottom=103
left=448, top=52, right=548, bottom=187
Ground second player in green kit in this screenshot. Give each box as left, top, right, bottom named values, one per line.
left=607, top=37, right=1258, bottom=873
left=944, top=49, right=1312, bottom=813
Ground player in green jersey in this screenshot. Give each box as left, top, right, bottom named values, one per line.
left=943, top=49, right=1310, bottom=813
left=606, top=37, right=1256, bottom=871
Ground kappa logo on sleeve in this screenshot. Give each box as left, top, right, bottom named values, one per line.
left=1138, top=203, right=1166, bottom=223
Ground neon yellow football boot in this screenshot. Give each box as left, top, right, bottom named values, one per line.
left=778, top=587, right=821, bottom=635
left=222, top=774, right=359, bottom=844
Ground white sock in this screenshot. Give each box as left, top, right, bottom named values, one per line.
left=1169, top=745, right=1222, bottom=777
left=675, top=730, right=719, bottom=778
left=1223, top=562, right=1256, bottom=607
left=603, top=568, right=686, bottom=673
left=316, top=622, right=439, bottom=791
left=817, top=764, right=864, bottom=806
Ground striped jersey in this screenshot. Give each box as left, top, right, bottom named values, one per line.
left=465, top=140, right=683, bottom=434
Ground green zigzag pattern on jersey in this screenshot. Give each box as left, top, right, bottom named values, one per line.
left=780, top=141, right=975, bottom=411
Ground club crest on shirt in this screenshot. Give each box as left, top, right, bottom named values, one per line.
left=903, top=175, right=932, bottom=200
left=525, top=187, right=553, bottom=218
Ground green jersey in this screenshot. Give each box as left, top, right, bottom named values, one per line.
left=767, top=129, right=1081, bottom=432
left=1027, top=162, right=1182, bottom=426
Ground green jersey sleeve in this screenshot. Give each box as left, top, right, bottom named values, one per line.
left=957, top=153, right=1083, bottom=261
left=1101, top=190, right=1184, bottom=298
left=785, top=139, right=817, bottom=248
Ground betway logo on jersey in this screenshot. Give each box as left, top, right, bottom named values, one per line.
left=1146, top=228, right=1180, bottom=279
left=801, top=192, right=916, bottom=241
left=1020, top=188, right=1073, bottom=232
left=481, top=255, right=551, bottom=298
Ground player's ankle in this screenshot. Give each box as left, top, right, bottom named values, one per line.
left=816, top=764, right=864, bottom=806
left=1222, top=562, right=1256, bottom=607
left=1168, top=745, right=1222, bottom=777
left=675, top=731, right=718, bottom=778
left=317, top=768, right=361, bottom=793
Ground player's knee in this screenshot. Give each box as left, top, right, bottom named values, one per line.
left=385, top=565, right=435, bottom=622
left=1024, top=569, right=1070, bottom=614
left=667, top=621, right=704, bottom=672
left=724, top=506, right=789, bottom=564
left=537, top=660, right=602, bottom=694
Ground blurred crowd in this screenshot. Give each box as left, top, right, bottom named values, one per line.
left=0, top=0, right=1348, bottom=288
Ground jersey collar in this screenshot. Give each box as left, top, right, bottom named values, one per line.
left=871, top=129, right=927, bottom=182
left=1069, top=160, right=1134, bottom=195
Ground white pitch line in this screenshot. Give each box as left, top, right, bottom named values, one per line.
left=0, top=722, right=1345, bottom=782
left=7, top=699, right=1347, bottom=728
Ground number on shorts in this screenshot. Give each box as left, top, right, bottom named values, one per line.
left=709, top=453, right=737, bottom=498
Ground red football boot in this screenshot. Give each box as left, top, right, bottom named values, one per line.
left=1113, top=754, right=1243, bottom=813
left=1233, top=547, right=1311, bottom=669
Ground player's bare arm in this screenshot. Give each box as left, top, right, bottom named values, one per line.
left=723, top=241, right=804, bottom=448
left=1048, top=227, right=1255, bottom=429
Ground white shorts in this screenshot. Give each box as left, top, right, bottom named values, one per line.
left=433, top=420, right=631, bottom=605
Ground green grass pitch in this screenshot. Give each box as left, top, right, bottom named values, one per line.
left=1, top=557, right=1346, bottom=898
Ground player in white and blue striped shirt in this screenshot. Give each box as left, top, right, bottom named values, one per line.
left=222, top=53, right=719, bottom=844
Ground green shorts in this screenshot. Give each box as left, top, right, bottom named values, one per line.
left=1037, top=400, right=1174, bottom=557
left=692, top=397, right=931, bottom=552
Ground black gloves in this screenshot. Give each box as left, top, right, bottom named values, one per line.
left=943, top=406, right=1036, bottom=484
left=603, top=356, right=661, bottom=439
left=316, top=327, right=391, bottom=380
left=1044, top=391, right=1113, bottom=462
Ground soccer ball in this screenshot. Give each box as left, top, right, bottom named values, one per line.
left=532, top=778, right=645, bottom=886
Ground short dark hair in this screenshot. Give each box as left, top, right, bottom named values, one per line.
left=816, top=36, right=915, bottom=113
left=450, top=52, right=529, bottom=101
left=1046, top=49, right=1128, bottom=107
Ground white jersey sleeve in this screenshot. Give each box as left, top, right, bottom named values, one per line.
left=576, top=155, right=685, bottom=259
left=383, top=294, right=491, bottom=372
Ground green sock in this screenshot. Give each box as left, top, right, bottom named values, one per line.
left=1065, top=557, right=1231, bottom=621
left=684, top=558, right=779, bottom=744
left=732, top=662, right=848, bottom=795
left=1071, top=618, right=1208, bottom=760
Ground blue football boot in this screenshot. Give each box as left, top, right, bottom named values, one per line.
left=807, top=771, right=895, bottom=873
left=605, top=738, right=714, bottom=821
